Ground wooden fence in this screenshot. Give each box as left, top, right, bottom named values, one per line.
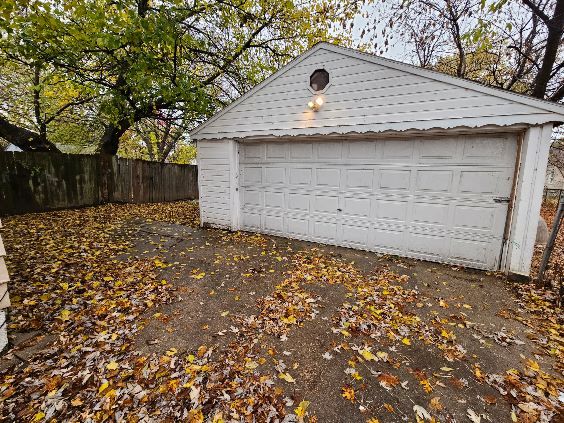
left=0, top=152, right=198, bottom=216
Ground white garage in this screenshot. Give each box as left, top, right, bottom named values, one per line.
left=191, top=42, right=564, bottom=276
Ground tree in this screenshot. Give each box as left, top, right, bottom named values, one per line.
left=343, top=0, right=563, bottom=101
left=493, top=0, right=564, bottom=100
left=0, top=0, right=340, bottom=153
left=118, top=112, right=195, bottom=163
left=0, top=59, right=101, bottom=152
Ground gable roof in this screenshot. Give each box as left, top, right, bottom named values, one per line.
left=191, top=42, right=564, bottom=140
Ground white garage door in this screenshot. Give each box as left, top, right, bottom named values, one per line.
left=239, top=135, right=517, bottom=270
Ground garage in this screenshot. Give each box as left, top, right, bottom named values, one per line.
left=192, top=42, right=564, bottom=276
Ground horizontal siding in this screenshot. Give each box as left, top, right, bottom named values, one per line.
left=197, top=140, right=232, bottom=228
left=194, top=47, right=558, bottom=140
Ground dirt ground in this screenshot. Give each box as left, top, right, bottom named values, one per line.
left=1, top=202, right=562, bottom=422
left=129, top=220, right=562, bottom=422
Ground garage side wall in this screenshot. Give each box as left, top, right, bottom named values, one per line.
left=197, top=140, right=236, bottom=229
left=505, top=124, right=552, bottom=275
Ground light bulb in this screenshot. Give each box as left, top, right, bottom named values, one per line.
left=307, top=101, right=315, bottom=109
left=315, top=96, right=324, bottom=106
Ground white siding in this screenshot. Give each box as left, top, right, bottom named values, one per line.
left=197, top=140, right=233, bottom=228
left=505, top=125, right=552, bottom=275
left=192, top=46, right=562, bottom=140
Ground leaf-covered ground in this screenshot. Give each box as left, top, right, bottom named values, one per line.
left=0, top=201, right=562, bottom=422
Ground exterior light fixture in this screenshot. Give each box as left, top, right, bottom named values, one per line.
left=307, top=95, right=324, bottom=111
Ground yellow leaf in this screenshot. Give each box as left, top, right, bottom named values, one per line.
left=367, top=418, right=380, bottom=423
left=245, top=361, right=259, bottom=370
left=71, top=398, right=83, bottom=406
left=360, top=349, right=377, bottom=361
left=278, top=372, right=296, bottom=383
left=32, top=412, right=45, bottom=422
left=402, top=338, right=411, bottom=346
left=60, top=309, right=71, bottom=321
left=220, top=311, right=229, bottom=317
left=295, top=400, right=310, bottom=417
left=440, top=367, right=454, bottom=372
left=526, top=359, right=540, bottom=372
left=191, top=272, right=206, bottom=280
left=106, top=361, right=119, bottom=370
left=342, top=386, right=355, bottom=401
left=188, top=408, right=204, bottom=423
left=40, top=293, right=50, bottom=301
left=377, top=351, right=389, bottom=361
left=98, top=381, right=109, bottom=394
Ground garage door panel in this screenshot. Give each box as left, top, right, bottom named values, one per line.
left=408, top=233, right=448, bottom=257
left=342, top=225, right=369, bottom=245
left=318, top=142, right=342, bottom=159
left=287, top=217, right=309, bottom=236
left=265, top=215, right=284, bottom=232
left=347, top=141, right=376, bottom=159
left=416, top=170, right=453, bottom=192
left=379, top=170, right=411, bottom=190
left=382, top=140, right=414, bottom=159
left=376, top=199, right=408, bottom=222
left=289, top=168, right=312, bottom=185
left=463, top=137, right=505, bottom=159
left=313, top=221, right=338, bottom=240
left=290, top=143, right=313, bottom=159
left=453, top=205, right=496, bottom=230
left=243, top=167, right=262, bottom=184
left=239, top=134, right=516, bottom=270
left=242, top=213, right=261, bottom=229
left=242, top=189, right=262, bottom=207
left=265, top=191, right=285, bottom=209
left=343, top=197, right=371, bottom=217
left=244, top=143, right=264, bottom=159
left=419, top=139, right=458, bottom=160
left=316, top=168, right=341, bottom=188
left=266, top=143, right=286, bottom=159
left=450, top=238, right=489, bottom=265
left=314, top=195, right=339, bottom=214
left=265, top=167, right=285, bottom=184
left=346, top=169, right=373, bottom=189
left=459, top=170, right=511, bottom=195
left=412, top=202, right=449, bottom=226
left=372, top=228, right=405, bottom=251
left=288, top=193, right=310, bottom=211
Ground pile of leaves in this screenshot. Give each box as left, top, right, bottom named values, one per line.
left=0, top=201, right=284, bottom=421
left=2, top=203, right=194, bottom=332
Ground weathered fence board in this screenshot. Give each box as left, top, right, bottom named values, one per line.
left=0, top=152, right=198, bottom=216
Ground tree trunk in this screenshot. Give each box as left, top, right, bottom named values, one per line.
left=99, top=123, right=130, bottom=155
left=529, top=0, right=564, bottom=98
left=0, top=116, right=60, bottom=152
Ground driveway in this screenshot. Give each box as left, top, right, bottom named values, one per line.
left=1, top=202, right=562, bottom=422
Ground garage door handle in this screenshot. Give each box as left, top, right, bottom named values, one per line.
left=337, top=208, right=342, bottom=212
left=493, top=197, right=510, bottom=203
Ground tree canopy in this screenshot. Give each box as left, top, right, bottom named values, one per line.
left=1, top=0, right=562, bottom=160
left=0, top=0, right=343, bottom=156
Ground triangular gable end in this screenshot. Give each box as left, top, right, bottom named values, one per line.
left=191, top=42, right=564, bottom=140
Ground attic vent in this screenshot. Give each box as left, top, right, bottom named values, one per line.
left=310, top=69, right=329, bottom=91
